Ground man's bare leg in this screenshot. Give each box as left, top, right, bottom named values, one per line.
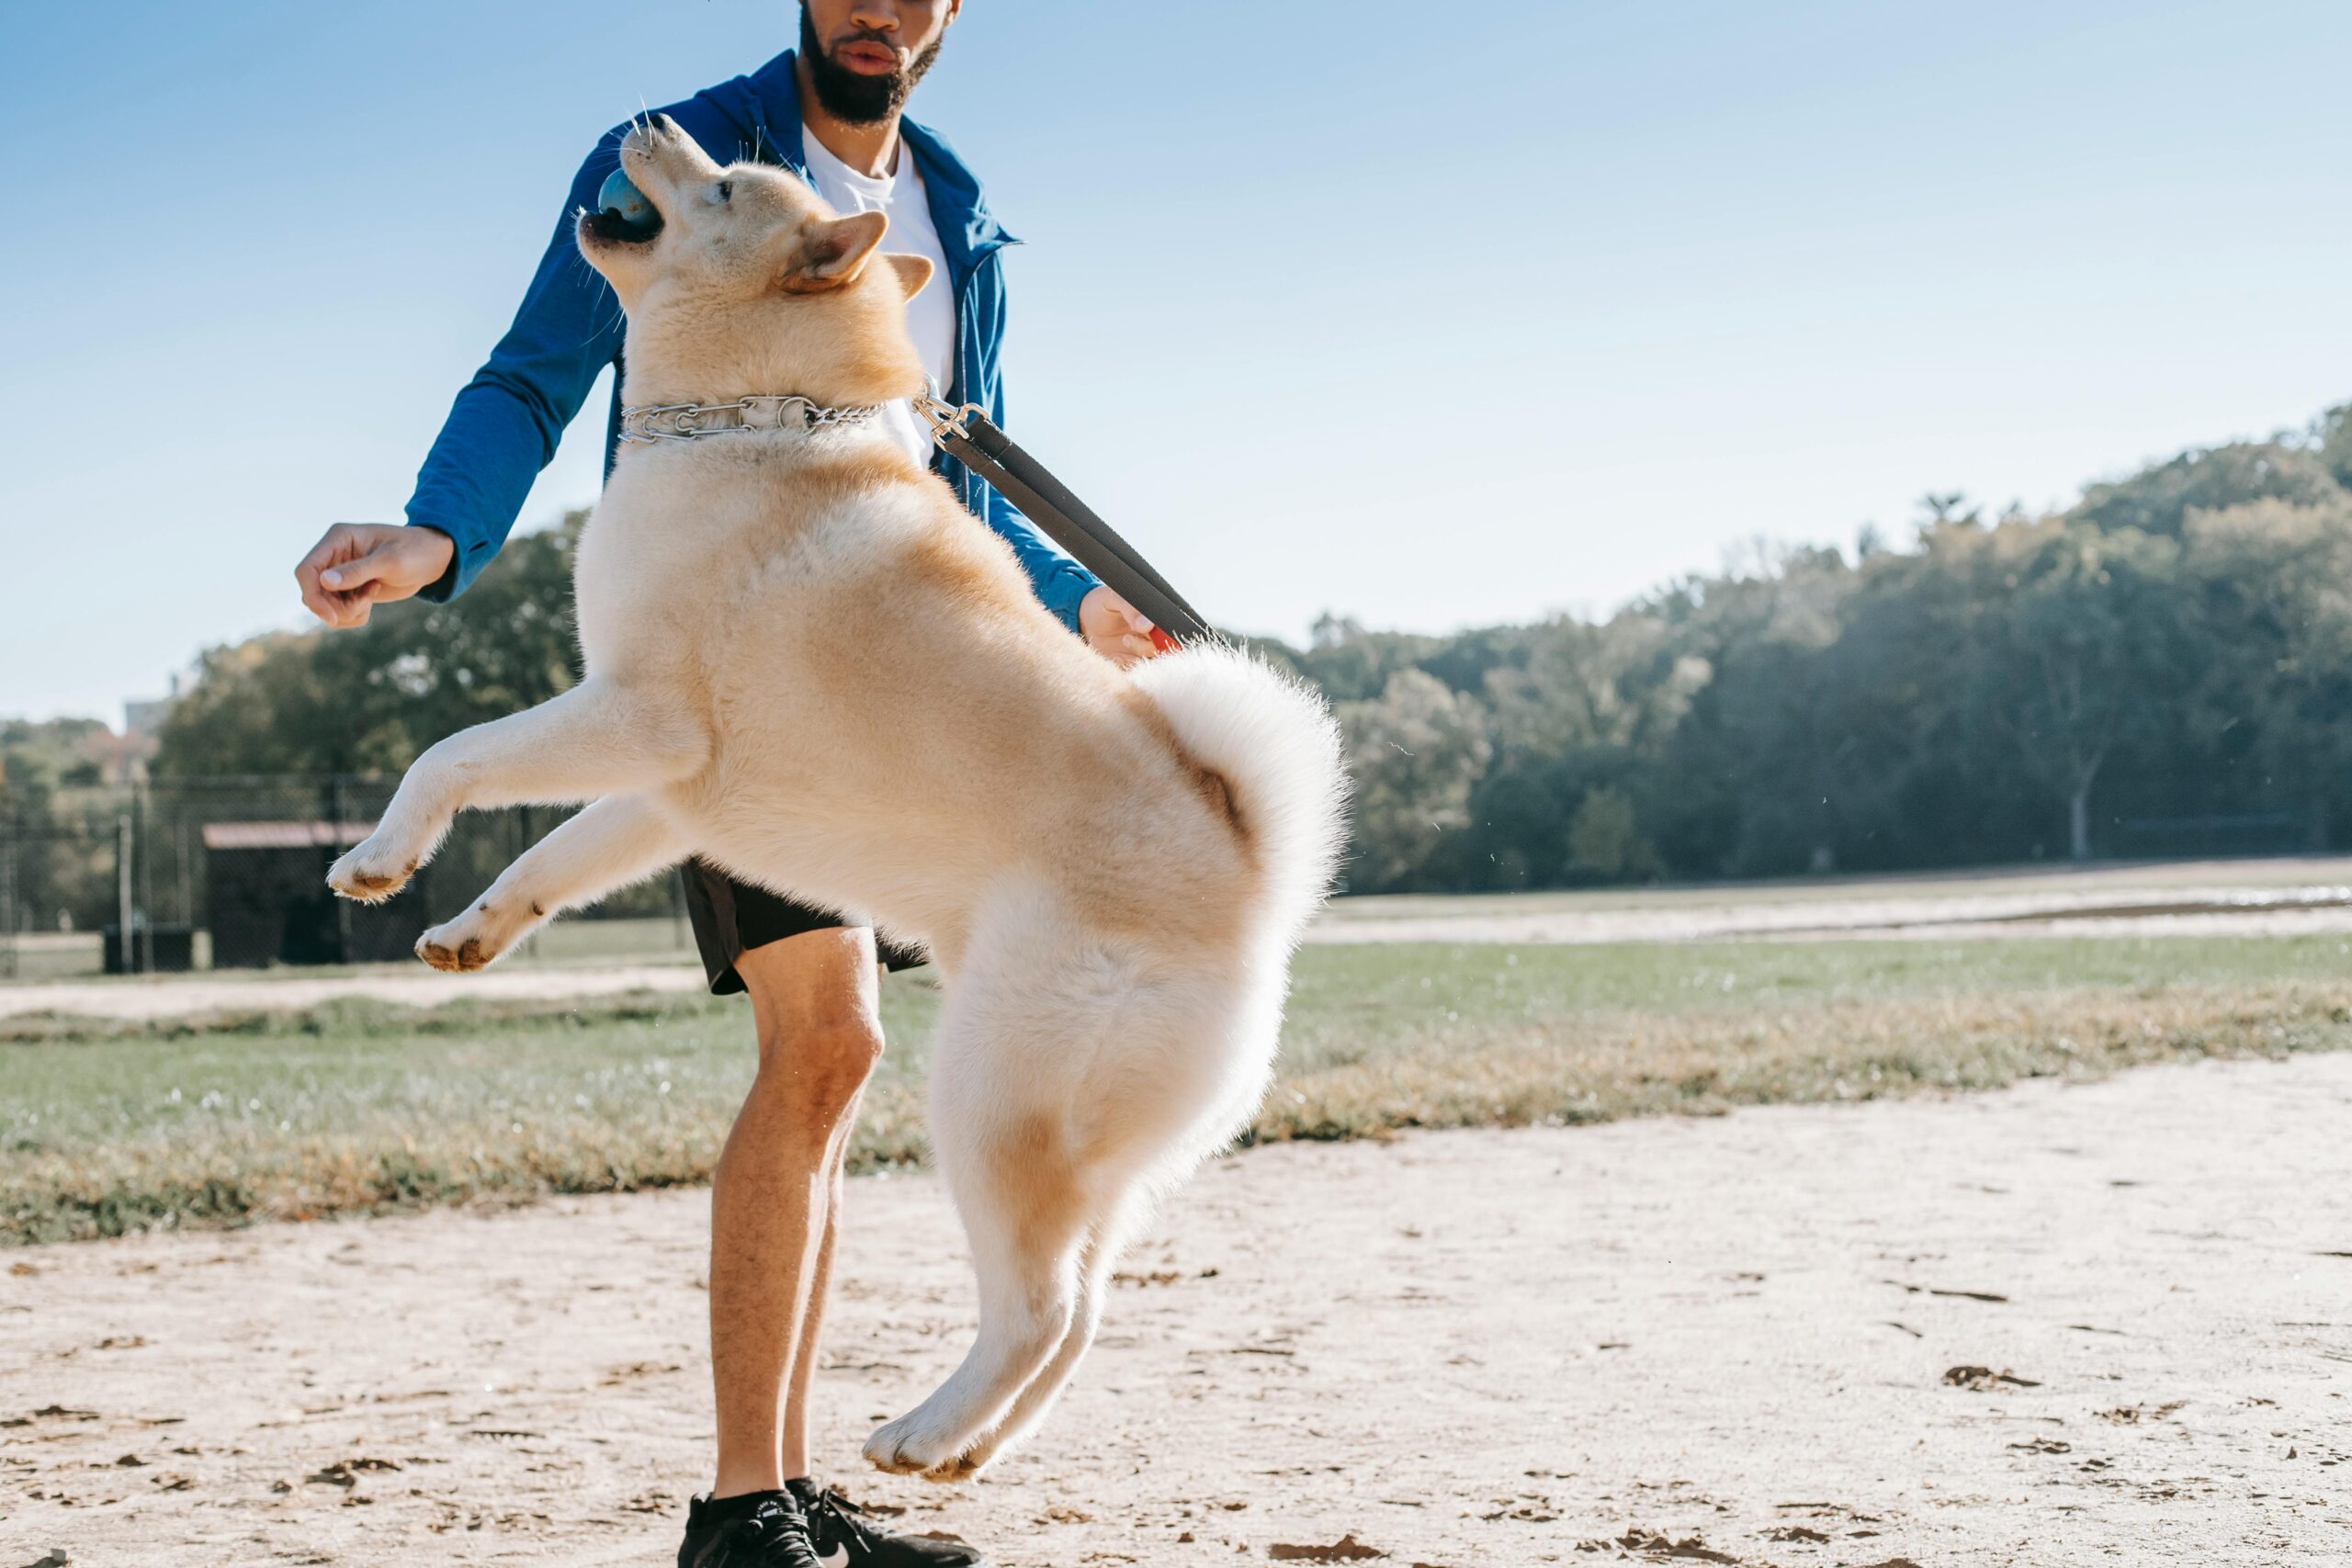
left=778, top=1084, right=859, bottom=1483
left=709, top=927, right=885, bottom=1497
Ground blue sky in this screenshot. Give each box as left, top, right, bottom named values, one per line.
left=4, top=0, right=2349, bottom=722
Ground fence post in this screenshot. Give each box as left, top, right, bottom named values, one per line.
left=116, top=813, right=135, bottom=976
left=1, top=814, right=15, bottom=981
left=135, top=781, right=154, bottom=974
left=328, top=774, right=354, bottom=964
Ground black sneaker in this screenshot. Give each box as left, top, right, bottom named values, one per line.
left=790, top=1478, right=988, bottom=1567
left=677, top=1492, right=824, bottom=1568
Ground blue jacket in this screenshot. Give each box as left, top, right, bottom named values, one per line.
left=402, top=49, right=1102, bottom=627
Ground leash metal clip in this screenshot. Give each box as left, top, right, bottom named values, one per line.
left=913, top=389, right=986, bottom=446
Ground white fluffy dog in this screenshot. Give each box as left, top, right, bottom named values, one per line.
left=328, top=114, right=1346, bottom=1480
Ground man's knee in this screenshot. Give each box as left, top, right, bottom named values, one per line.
left=734, top=927, right=887, bottom=1117
left=751, top=1008, right=885, bottom=1119
left=769, top=1007, right=886, bottom=1077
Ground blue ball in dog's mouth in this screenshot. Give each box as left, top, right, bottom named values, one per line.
left=592, top=167, right=662, bottom=240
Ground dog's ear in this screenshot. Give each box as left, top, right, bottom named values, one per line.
left=883, top=253, right=933, bottom=299
left=778, top=210, right=889, bottom=294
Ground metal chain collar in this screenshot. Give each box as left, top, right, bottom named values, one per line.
left=617, top=394, right=886, bottom=444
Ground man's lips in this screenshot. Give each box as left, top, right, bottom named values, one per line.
left=833, top=39, right=899, bottom=73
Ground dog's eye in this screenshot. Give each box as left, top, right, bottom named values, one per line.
left=716, top=180, right=732, bottom=203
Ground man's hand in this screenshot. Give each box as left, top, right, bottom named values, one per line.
left=294, top=524, right=456, bottom=628
left=1079, top=585, right=1159, bottom=667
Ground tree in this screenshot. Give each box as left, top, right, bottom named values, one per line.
left=2178, top=496, right=2352, bottom=847
left=1283, top=615, right=1453, bottom=705
left=1951, top=519, right=2189, bottom=860
left=2070, top=442, right=2345, bottom=538
left=1566, top=786, right=1658, bottom=880
left=1335, top=670, right=1492, bottom=892
left=2309, top=402, right=2352, bottom=491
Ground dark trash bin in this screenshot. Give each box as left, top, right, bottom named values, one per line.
left=102, top=923, right=197, bottom=975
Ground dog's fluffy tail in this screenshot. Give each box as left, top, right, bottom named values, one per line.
left=1130, top=643, right=1350, bottom=946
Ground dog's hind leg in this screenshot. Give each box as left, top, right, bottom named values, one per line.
left=865, top=887, right=1281, bottom=1480
left=329, top=680, right=706, bottom=903
left=413, top=794, right=687, bottom=972
left=864, top=1101, right=1097, bottom=1477
left=931, top=1190, right=1148, bottom=1479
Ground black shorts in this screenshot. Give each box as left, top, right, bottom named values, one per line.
left=680, top=857, right=928, bottom=996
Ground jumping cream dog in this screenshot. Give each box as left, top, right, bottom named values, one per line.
left=328, top=114, right=1347, bottom=1480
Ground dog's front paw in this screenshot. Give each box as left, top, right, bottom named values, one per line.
left=414, top=909, right=503, bottom=973
left=327, top=837, right=417, bottom=903
left=864, top=1407, right=978, bottom=1480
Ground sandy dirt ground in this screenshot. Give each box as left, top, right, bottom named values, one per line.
left=1313, top=860, right=2352, bottom=947
left=5, top=1055, right=2347, bottom=1566
left=13, top=856, right=2352, bottom=1021
left=0, top=963, right=711, bottom=1022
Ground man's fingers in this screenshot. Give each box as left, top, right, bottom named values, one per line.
left=318, top=547, right=392, bottom=594
left=295, top=525, right=368, bottom=626
left=296, top=548, right=393, bottom=629
left=1100, top=632, right=1155, bottom=668
left=1101, top=590, right=1154, bottom=636
left=296, top=525, right=355, bottom=576
left=295, top=558, right=361, bottom=626
left=295, top=564, right=337, bottom=625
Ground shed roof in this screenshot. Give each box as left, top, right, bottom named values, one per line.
left=200, top=820, right=377, bottom=851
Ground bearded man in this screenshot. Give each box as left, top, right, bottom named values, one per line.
left=291, top=6, right=1157, bottom=1563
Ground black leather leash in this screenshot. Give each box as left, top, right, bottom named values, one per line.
left=919, top=395, right=1220, bottom=648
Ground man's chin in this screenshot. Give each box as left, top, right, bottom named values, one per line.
left=798, top=11, right=939, bottom=122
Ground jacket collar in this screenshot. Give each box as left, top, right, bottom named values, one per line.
left=726, top=50, right=1019, bottom=276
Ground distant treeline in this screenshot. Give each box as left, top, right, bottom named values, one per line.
left=1255, top=403, right=2352, bottom=889
left=23, top=400, right=2352, bottom=898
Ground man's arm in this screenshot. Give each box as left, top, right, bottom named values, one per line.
left=293, top=130, right=631, bottom=624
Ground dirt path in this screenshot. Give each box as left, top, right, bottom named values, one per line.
left=5, top=1056, right=2349, bottom=1566
left=0, top=961, right=708, bottom=1022
left=1313, top=874, right=2352, bottom=946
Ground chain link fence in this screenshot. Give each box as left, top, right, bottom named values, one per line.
left=0, top=776, right=692, bottom=980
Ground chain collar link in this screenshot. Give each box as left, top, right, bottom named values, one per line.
left=617, top=394, right=885, bottom=445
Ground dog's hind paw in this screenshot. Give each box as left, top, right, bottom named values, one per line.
left=327, top=840, right=416, bottom=904
left=863, top=1408, right=981, bottom=1480
left=922, top=1449, right=988, bottom=1483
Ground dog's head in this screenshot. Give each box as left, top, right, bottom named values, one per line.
left=578, top=113, right=933, bottom=405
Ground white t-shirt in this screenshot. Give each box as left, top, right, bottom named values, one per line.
left=801, top=127, right=956, bottom=465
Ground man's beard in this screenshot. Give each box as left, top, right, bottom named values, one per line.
left=799, top=4, right=942, bottom=125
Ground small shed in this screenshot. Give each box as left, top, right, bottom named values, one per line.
left=202, top=821, right=421, bottom=967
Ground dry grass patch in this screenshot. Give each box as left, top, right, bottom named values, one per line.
left=9, top=935, right=2352, bottom=1244
left=1251, top=980, right=2352, bottom=1142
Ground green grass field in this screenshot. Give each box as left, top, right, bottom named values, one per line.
left=7, top=933, right=2352, bottom=1245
